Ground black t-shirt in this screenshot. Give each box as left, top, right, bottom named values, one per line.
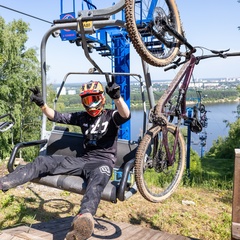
left=53, top=109, right=130, bottom=163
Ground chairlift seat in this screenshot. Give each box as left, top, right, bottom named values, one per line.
left=8, top=128, right=138, bottom=203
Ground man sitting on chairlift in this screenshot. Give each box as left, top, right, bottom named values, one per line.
left=0, top=80, right=130, bottom=240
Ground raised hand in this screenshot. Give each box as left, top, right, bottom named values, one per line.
left=29, top=86, right=44, bottom=107
left=105, top=82, right=120, bottom=100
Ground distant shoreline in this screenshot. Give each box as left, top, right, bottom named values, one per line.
left=186, top=97, right=239, bottom=105
left=128, top=98, right=239, bottom=110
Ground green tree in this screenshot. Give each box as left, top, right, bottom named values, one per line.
left=206, top=84, right=240, bottom=159
left=207, top=117, right=240, bottom=159
left=0, top=17, right=42, bottom=160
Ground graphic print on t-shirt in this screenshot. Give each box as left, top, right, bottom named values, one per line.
left=85, top=116, right=109, bottom=136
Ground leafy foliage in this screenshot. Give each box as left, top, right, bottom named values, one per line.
left=206, top=118, right=240, bottom=159
left=203, top=85, right=240, bottom=159
left=0, top=17, right=42, bottom=160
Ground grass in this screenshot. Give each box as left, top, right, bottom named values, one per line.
left=0, top=156, right=235, bottom=240
left=186, top=156, right=234, bottom=190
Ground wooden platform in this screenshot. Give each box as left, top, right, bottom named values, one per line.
left=0, top=216, right=198, bottom=240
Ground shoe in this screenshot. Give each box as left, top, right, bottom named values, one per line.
left=66, top=212, right=94, bottom=240
left=0, top=181, right=9, bottom=193
left=0, top=182, right=6, bottom=193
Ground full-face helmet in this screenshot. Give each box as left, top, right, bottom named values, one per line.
left=80, top=81, right=105, bottom=117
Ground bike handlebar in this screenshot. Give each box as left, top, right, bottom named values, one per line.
left=196, top=51, right=240, bottom=61
left=164, top=49, right=240, bottom=72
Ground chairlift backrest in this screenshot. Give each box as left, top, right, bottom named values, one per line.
left=45, top=128, right=138, bottom=169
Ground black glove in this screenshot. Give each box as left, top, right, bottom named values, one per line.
left=105, top=82, right=121, bottom=99
left=29, top=86, right=44, bottom=107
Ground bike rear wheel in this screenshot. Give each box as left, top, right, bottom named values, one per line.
left=125, top=0, right=182, bottom=67
left=135, top=124, right=186, bottom=202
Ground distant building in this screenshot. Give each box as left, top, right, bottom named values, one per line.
left=68, top=89, right=77, bottom=95
left=189, top=82, right=203, bottom=88
left=203, top=82, right=219, bottom=88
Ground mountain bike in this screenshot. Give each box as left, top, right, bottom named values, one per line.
left=125, top=0, right=184, bottom=67
left=134, top=47, right=240, bottom=202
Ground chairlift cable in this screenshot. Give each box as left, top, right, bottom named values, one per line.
left=0, top=4, right=53, bottom=24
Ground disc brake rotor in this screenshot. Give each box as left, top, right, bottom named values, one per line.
left=153, top=7, right=167, bottom=33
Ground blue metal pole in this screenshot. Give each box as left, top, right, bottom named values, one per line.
left=111, top=32, right=130, bottom=140
left=186, top=107, right=192, bottom=177
left=186, top=122, right=191, bottom=176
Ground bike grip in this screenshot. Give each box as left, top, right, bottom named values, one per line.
left=210, top=48, right=230, bottom=54
left=164, top=65, right=177, bottom=72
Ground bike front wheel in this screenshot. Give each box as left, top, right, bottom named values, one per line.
left=135, top=124, right=186, bottom=202
left=125, top=0, right=182, bottom=67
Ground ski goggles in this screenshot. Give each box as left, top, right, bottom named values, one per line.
left=81, top=94, right=104, bottom=108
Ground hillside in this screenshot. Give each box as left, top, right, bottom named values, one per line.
left=0, top=157, right=233, bottom=240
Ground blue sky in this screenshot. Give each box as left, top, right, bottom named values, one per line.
left=0, top=0, right=240, bottom=84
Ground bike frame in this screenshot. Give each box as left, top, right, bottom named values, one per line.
left=154, top=54, right=197, bottom=166
left=153, top=49, right=240, bottom=166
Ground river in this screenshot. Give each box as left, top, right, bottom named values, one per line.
left=130, top=101, right=239, bottom=156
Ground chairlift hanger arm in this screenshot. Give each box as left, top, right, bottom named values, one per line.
left=76, top=19, right=115, bottom=84
left=77, top=18, right=104, bottom=75
left=52, top=14, right=126, bottom=83
left=40, top=16, right=126, bottom=94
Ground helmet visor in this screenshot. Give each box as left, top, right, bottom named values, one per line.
left=81, top=94, right=103, bottom=108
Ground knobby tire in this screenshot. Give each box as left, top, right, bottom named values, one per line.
left=135, top=124, right=186, bottom=202
left=125, top=0, right=182, bottom=67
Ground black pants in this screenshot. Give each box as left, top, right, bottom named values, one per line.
left=0, top=155, right=113, bottom=215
